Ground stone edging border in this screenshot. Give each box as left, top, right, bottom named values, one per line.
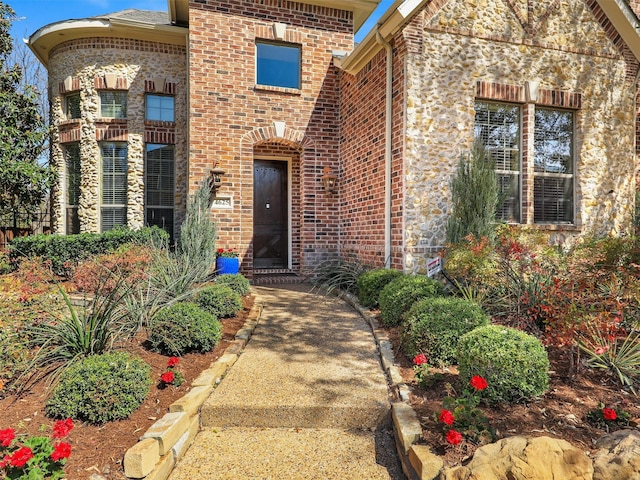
left=121, top=299, right=264, bottom=480
left=338, top=291, right=440, bottom=480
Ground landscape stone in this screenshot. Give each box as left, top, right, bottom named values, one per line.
left=440, top=436, right=593, bottom=480
left=593, top=430, right=640, bottom=480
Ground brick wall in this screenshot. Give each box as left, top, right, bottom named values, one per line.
left=187, top=0, right=353, bottom=274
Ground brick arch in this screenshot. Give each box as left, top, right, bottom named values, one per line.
left=239, top=126, right=320, bottom=275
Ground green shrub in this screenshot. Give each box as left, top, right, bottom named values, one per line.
left=311, top=255, right=370, bottom=295
left=378, top=275, right=445, bottom=326
left=457, top=325, right=550, bottom=403
left=45, top=352, right=150, bottom=424
left=401, top=297, right=490, bottom=365
left=215, top=273, right=251, bottom=296
left=148, top=302, right=221, bottom=356
left=8, top=226, right=168, bottom=277
left=195, top=284, right=243, bottom=318
left=357, top=268, right=403, bottom=308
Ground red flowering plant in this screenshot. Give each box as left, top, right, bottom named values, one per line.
left=159, top=356, right=185, bottom=388
left=436, top=376, right=495, bottom=446
left=411, top=353, right=435, bottom=388
left=0, top=418, right=73, bottom=480
left=216, top=248, right=239, bottom=258
left=587, top=402, right=630, bottom=432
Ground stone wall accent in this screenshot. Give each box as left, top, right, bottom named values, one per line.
left=48, top=38, right=187, bottom=234
left=188, top=0, right=353, bottom=274
left=401, top=0, right=637, bottom=272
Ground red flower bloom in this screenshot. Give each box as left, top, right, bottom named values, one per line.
left=603, top=408, right=617, bottom=421
left=167, top=357, right=180, bottom=368
left=8, top=447, right=33, bottom=468
left=161, top=371, right=175, bottom=384
left=413, top=353, right=428, bottom=366
left=50, top=442, right=72, bottom=462
left=52, top=418, right=73, bottom=439
left=470, top=375, right=488, bottom=391
left=0, top=428, right=15, bottom=447
left=445, top=429, right=463, bottom=445
left=439, top=409, right=455, bottom=426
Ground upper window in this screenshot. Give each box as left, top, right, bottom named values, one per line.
left=65, top=93, right=81, bottom=120
left=146, top=95, right=175, bottom=122
left=101, top=142, right=127, bottom=232
left=533, top=108, right=574, bottom=224
left=256, top=41, right=301, bottom=89
left=99, top=91, right=127, bottom=119
left=474, top=102, right=521, bottom=223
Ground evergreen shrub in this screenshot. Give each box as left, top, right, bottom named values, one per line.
left=195, top=284, right=243, bottom=318
left=215, top=273, right=251, bottom=296
left=148, top=302, right=221, bottom=356
left=457, top=325, right=550, bottom=403
left=378, top=275, right=445, bottom=326
left=45, top=352, right=150, bottom=424
left=357, top=268, right=403, bottom=308
left=401, top=297, right=490, bottom=365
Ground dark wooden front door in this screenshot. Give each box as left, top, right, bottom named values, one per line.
left=253, top=160, right=288, bottom=269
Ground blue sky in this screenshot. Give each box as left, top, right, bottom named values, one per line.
left=8, top=0, right=393, bottom=43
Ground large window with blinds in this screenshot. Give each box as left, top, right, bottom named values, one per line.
left=533, top=108, right=574, bottom=224
left=101, top=142, right=127, bottom=232
left=65, top=143, right=81, bottom=234
left=474, top=102, right=521, bottom=223
left=145, top=144, right=175, bottom=240
left=474, top=101, right=574, bottom=225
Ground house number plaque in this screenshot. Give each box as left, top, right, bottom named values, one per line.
left=210, top=196, right=233, bottom=209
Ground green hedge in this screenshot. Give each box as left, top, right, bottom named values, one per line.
left=148, top=302, right=222, bottom=356
left=357, top=268, right=403, bottom=308
left=457, top=325, right=550, bottom=403
left=45, top=352, right=151, bottom=424
left=401, top=297, right=490, bottom=365
left=215, top=273, right=251, bottom=296
left=378, top=275, right=445, bottom=326
left=8, top=226, right=168, bottom=276
left=195, top=284, right=243, bottom=318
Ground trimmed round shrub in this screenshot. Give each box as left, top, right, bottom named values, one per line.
left=45, top=352, right=151, bottom=424
left=357, top=268, right=403, bottom=308
left=195, top=284, right=243, bottom=318
left=457, top=325, right=550, bottom=403
left=148, top=302, right=222, bottom=356
left=401, top=297, right=490, bottom=365
left=378, top=275, right=445, bottom=326
left=215, top=273, right=251, bottom=296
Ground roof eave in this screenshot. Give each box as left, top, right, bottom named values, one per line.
left=27, top=18, right=187, bottom=69
left=595, top=0, right=640, bottom=61
left=337, top=0, right=427, bottom=75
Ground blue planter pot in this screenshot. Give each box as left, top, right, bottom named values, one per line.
left=216, top=257, right=239, bottom=275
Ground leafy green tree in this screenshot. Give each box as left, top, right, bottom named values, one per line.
left=0, top=2, right=49, bottom=228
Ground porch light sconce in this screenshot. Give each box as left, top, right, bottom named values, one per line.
left=321, top=166, right=338, bottom=194
left=210, top=162, right=226, bottom=194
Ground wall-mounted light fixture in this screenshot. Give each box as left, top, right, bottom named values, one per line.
left=210, top=162, right=226, bottom=194
left=321, top=166, right=337, bottom=194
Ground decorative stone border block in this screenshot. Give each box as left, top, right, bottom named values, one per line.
left=123, top=301, right=263, bottom=480
left=339, top=290, right=430, bottom=480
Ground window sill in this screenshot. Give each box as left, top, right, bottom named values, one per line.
left=527, top=223, right=581, bottom=232
left=96, top=118, right=128, bottom=124
left=59, top=119, right=81, bottom=126
left=145, top=120, right=176, bottom=128
left=254, top=84, right=301, bottom=95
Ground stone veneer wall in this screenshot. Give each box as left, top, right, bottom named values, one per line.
left=187, top=0, right=353, bottom=274
left=400, top=0, right=637, bottom=272
left=48, top=37, right=188, bottom=234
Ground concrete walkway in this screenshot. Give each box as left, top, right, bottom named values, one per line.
left=168, top=284, right=404, bottom=479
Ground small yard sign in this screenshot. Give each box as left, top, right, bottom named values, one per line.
left=426, top=256, right=442, bottom=277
